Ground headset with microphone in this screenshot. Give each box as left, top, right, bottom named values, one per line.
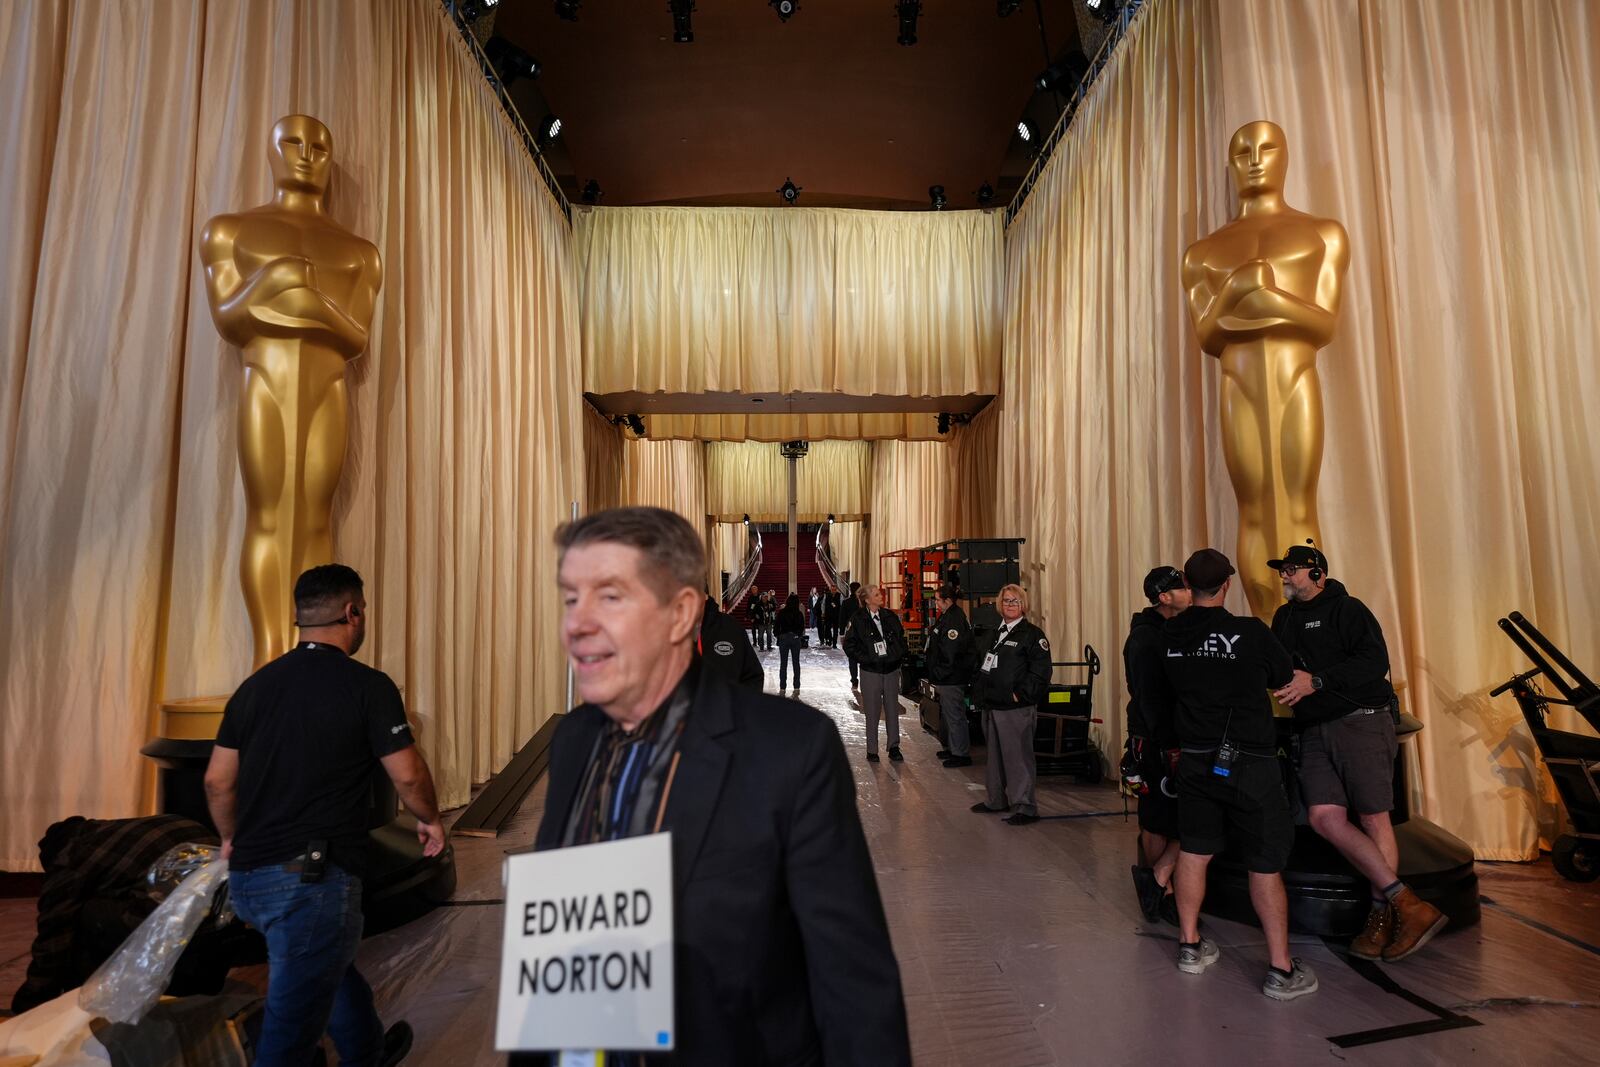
left=1304, top=537, right=1326, bottom=583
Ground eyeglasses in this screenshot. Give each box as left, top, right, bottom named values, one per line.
left=1278, top=566, right=1306, bottom=578
left=1001, top=598, right=1022, bottom=606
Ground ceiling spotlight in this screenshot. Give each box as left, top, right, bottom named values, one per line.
left=626, top=414, right=646, bottom=436
left=996, top=0, right=1021, bottom=14
left=928, top=185, right=947, bottom=210
left=743, top=514, right=751, bottom=525
left=1036, top=51, right=1089, bottom=93
left=460, top=0, right=501, bottom=19
left=483, top=36, right=540, bottom=86
left=896, top=1, right=921, bottom=46
left=1085, top=0, right=1121, bottom=21
left=937, top=413, right=952, bottom=434
left=1016, top=119, right=1036, bottom=144
left=976, top=182, right=995, bottom=206
left=827, top=514, right=836, bottom=524
left=771, top=0, right=798, bottom=21
left=777, top=177, right=801, bottom=205
left=537, top=114, right=563, bottom=145
left=554, top=0, right=580, bottom=20
left=670, top=0, right=695, bottom=43
left=581, top=179, right=602, bottom=204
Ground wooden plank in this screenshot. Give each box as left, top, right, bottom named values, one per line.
left=452, top=713, right=563, bottom=838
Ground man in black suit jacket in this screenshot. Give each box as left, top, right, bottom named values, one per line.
left=518, top=507, right=909, bottom=1066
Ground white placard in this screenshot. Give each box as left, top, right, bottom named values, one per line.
left=496, top=833, right=675, bottom=1053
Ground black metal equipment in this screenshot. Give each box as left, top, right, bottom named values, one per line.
left=1493, top=611, right=1600, bottom=882
left=913, top=537, right=1026, bottom=737
left=1034, top=646, right=1103, bottom=782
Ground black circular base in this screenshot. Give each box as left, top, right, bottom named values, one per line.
left=1202, top=817, right=1480, bottom=938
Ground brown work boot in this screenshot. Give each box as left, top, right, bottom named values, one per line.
left=1348, top=902, right=1393, bottom=960
left=1382, top=887, right=1447, bottom=961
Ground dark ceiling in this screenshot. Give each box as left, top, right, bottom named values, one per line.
left=487, top=0, right=1097, bottom=210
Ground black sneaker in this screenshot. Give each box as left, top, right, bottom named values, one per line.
left=936, top=749, right=952, bottom=760
left=888, top=747, right=904, bottom=762
left=1131, top=865, right=1163, bottom=921
left=378, top=1022, right=414, bottom=1067
left=971, top=802, right=1002, bottom=813
left=866, top=752, right=880, bottom=763
left=942, top=755, right=973, bottom=768
left=1003, top=813, right=1040, bottom=826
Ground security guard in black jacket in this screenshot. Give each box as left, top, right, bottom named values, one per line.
left=1267, top=544, right=1444, bottom=963
left=699, top=595, right=764, bottom=692
left=969, top=583, right=1053, bottom=825
left=843, top=584, right=908, bottom=762
left=925, top=585, right=978, bottom=768
left=1143, top=549, right=1316, bottom=1001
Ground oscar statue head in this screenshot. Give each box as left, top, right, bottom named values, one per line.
left=1227, top=120, right=1288, bottom=201
left=269, top=114, right=335, bottom=198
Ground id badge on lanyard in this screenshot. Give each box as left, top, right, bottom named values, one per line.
left=981, top=651, right=999, bottom=672
left=873, top=640, right=888, bottom=657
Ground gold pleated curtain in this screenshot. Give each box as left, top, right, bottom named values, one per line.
left=0, top=1, right=583, bottom=869
left=827, top=521, right=869, bottom=589
left=865, top=441, right=970, bottom=571
left=999, top=0, right=1600, bottom=859
left=703, top=441, right=871, bottom=521
left=620, top=439, right=709, bottom=519
left=644, top=412, right=943, bottom=443
left=575, top=206, right=1003, bottom=398
left=583, top=405, right=626, bottom=514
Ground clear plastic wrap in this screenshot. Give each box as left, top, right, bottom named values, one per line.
left=76, top=857, right=229, bottom=1025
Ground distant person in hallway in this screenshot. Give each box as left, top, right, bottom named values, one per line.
left=838, top=581, right=864, bottom=687
left=777, top=592, right=807, bottom=691
left=1124, top=566, right=1192, bottom=924
left=699, top=592, right=763, bottom=691
left=926, top=585, right=978, bottom=768
left=808, top=585, right=821, bottom=634
left=969, top=584, right=1053, bottom=825
left=520, top=507, right=910, bottom=1065
left=843, top=584, right=908, bottom=763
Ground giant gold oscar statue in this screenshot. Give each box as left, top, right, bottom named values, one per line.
left=1182, top=121, right=1348, bottom=622
left=159, top=115, right=381, bottom=741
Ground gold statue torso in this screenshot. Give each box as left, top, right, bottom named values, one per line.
left=200, top=115, right=381, bottom=668
left=1183, top=121, right=1348, bottom=621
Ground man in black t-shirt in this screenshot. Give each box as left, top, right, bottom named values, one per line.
left=1143, top=549, right=1316, bottom=1002
left=205, top=564, right=443, bottom=1066
left=1267, top=544, right=1445, bottom=962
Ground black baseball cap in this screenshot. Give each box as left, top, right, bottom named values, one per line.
left=1142, top=566, right=1185, bottom=604
left=1183, top=548, right=1236, bottom=590
left=1266, top=544, right=1329, bottom=572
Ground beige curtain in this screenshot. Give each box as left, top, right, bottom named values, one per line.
left=999, top=0, right=1600, bottom=859
left=583, top=404, right=625, bottom=514
left=644, top=412, right=943, bottom=443
left=827, top=521, right=868, bottom=589
left=865, top=441, right=968, bottom=572
left=0, top=0, right=582, bottom=870
left=575, top=206, right=1003, bottom=398
left=620, top=439, right=708, bottom=519
left=704, top=440, right=870, bottom=521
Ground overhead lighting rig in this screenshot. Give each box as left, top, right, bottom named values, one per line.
left=928, top=185, right=948, bottom=210
left=976, top=182, right=996, bottom=206
left=581, top=180, right=603, bottom=204
left=612, top=414, right=647, bottom=437
left=896, top=1, right=921, bottom=46
left=537, top=114, right=563, bottom=145
left=771, top=0, right=798, bottom=21
left=777, top=177, right=802, bottom=205
left=780, top=440, right=811, bottom=459
left=483, top=36, right=539, bottom=87
left=670, top=0, right=695, bottom=43
left=936, top=412, right=973, bottom=435
left=554, top=0, right=581, bottom=20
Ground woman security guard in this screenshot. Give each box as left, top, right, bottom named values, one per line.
left=970, top=583, right=1054, bottom=825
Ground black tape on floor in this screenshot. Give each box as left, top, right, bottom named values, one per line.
left=1323, top=942, right=1482, bottom=1048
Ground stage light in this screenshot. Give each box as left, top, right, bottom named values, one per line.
left=896, top=1, right=921, bottom=46
left=777, top=177, right=801, bottom=205
left=555, top=0, right=580, bottom=19
left=928, top=185, right=947, bottom=210
left=581, top=179, right=602, bottom=204
left=484, top=36, right=540, bottom=86
left=827, top=514, right=836, bottom=524
left=996, top=0, right=1021, bottom=15
left=743, top=514, right=751, bottom=525
left=1035, top=51, right=1089, bottom=92
left=460, top=0, right=501, bottom=20
left=976, top=182, right=995, bottom=206
left=1085, top=0, right=1120, bottom=22
left=1016, top=120, right=1036, bottom=144
left=670, top=0, right=695, bottom=43
left=937, top=413, right=952, bottom=434
left=537, top=114, right=562, bottom=145
left=626, top=414, right=646, bottom=436
left=771, top=0, right=798, bottom=21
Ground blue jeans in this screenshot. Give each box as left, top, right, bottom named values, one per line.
left=778, top=634, right=802, bottom=688
left=230, top=863, right=384, bottom=1066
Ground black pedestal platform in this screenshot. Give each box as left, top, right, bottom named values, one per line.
left=141, top=737, right=457, bottom=935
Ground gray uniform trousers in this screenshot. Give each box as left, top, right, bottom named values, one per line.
left=983, top=707, right=1038, bottom=815
left=860, top=668, right=901, bottom=755
left=936, top=684, right=971, bottom=757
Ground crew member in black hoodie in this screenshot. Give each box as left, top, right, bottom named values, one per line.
left=843, top=584, right=908, bottom=762
left=1124, top=566, right=1192, bottom=923
left=969, top=583, right=1053, bottom=825
left=1144, top=549, right=1316, bottom=1001
left=1267, top=544, right=1445, bottom=964
left=699, top=594, right=764, bottom=691
left=925, top=585, right=978, bottom=768
left=775, top=592, right=807, bottom=691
